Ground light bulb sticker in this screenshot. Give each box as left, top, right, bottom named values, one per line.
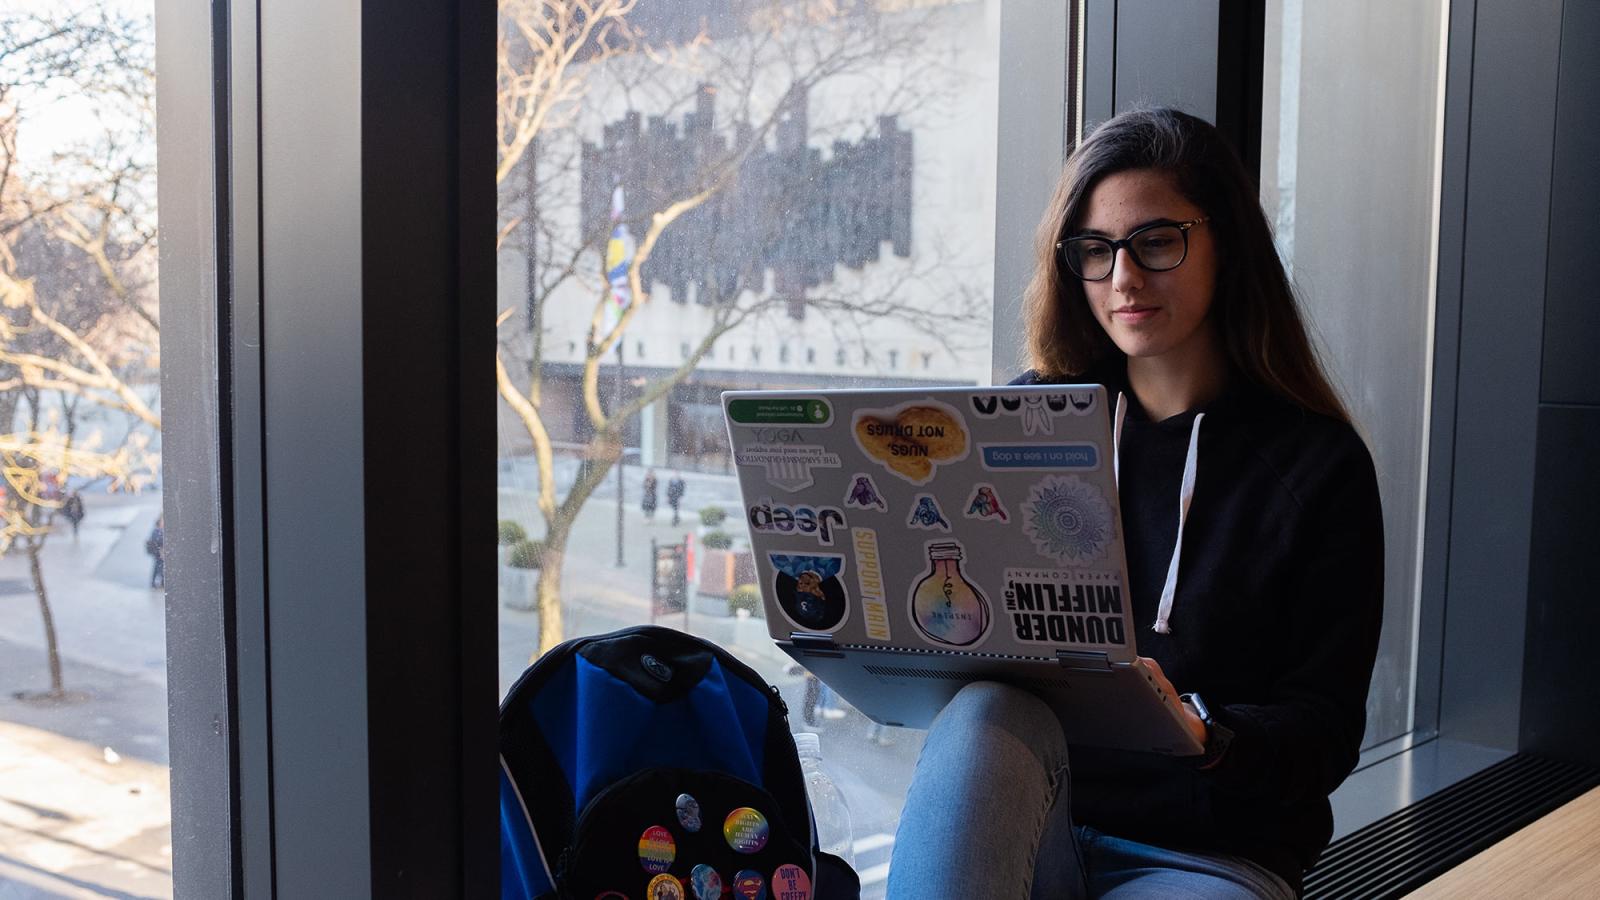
left=851, top=399, right=970, bottom=484
left=1002, top=568, right=1129, bottom=648
left=772, top=864, right=812, bottom=900
left=842, top=472, right=888, bottom=512
left=851, top=528, right=892, bottom=641
left=907, top=540, right=992, bottom=648
left=962, top=482, right=1010, bottom=523
left=970, top=390, right=1097, bottom=434
left=905, top=493, right=951, bottom=531
left=768, top=553, right=850, bottom=633
left=1021, top=475, right=1114, bottom=566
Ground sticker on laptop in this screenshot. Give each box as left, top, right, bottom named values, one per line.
left=727, top=397, right=832, bottom=427
left=851, top=528, right=892, bottom=641
left=1002, top=568, right=1128, bottom=648
left=905, top=493, right=951, bottom=532
left=851, top=398, right=970, bottom=485
left=978, top=442, right=1100, bottom=472
left=842, top=472, right=888, bottom=512
left=907, top=540, right=991, bottom=648
left=1021, top=474, right=1114, bottom=566
left=768, top=552, right=849, bottom=633
left=747, top=498, right=846, bottom=546
left=962, top=482, right=1010, bottom=522
left=970, top=390, right=1097, bottom=435
left=734, top=442, right=842, bottom=493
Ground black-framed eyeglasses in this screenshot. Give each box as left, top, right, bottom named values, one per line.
left=1056, top=217, right=1208, bottom=282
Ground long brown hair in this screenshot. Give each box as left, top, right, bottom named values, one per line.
left=1021, top=107, right=1350, bottom=423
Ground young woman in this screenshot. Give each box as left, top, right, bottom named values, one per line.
left=886, top=108, right=1384, bottom=898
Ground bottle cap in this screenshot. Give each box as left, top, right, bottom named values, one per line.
left=792, top=732, right=820, bottom=760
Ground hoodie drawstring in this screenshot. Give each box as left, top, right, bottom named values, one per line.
left=1112, top=392, right=1204, bottom=635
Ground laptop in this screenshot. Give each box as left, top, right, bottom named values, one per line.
left=721, top=384, right=1203, bottom=756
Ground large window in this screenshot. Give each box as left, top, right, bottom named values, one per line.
left=1260, top=0, right=1449, bottom=755
left=0, top=4, right=167, bottom=897
left=494, top=1, right=1005, bottom=892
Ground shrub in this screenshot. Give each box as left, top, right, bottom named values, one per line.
left=507, top=538, right=545, bottom=569
left=699, top=505, right=728, bottom=527
left=498, top=519, right=528, bottom=546
left=700, top=531, right=733, bottom=550
left=729, top=583, right=764, bottom=618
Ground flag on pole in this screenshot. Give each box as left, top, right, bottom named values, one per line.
left=602, top=184, right=636, bottom=333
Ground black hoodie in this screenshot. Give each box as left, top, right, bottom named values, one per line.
left=1012, top=362, right=1384, bottom=893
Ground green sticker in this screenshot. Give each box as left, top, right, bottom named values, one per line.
left=727, top=398, right=831, bottom=426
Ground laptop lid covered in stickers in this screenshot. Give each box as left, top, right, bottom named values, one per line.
left=722, top=385, right=1138, bottom=666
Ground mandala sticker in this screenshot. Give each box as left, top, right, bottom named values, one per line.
left=1021, top=475, right=1114, bottom=566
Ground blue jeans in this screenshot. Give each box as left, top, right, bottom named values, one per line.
left=886, top=682, right=1296, bottom=899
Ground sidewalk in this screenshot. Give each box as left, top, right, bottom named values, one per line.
left=0, top=492, right=172, bottom=900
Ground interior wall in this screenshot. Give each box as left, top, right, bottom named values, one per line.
left=1520, top=0, right=1600, bottom=769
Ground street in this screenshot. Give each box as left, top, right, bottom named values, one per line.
left=0, top=459, right=924, bottom=898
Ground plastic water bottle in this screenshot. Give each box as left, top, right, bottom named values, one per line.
left=793, top=732, right=855, bottom=868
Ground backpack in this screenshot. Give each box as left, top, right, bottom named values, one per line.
left=500, top=625, right=860, bottom=900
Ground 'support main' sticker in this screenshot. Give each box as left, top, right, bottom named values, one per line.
left=1021, top=475, right=1114, bottom=566
left=851, top=527, right=891, bottom=641
left=1003, top=567, right=1128, bottom=648
left=852, top=399, right=970, bottom=484
left=734, top=443, right=842, bottom=493
left=768, top=552, right=849, bottom=633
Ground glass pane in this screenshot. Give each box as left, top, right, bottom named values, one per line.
left=1260, top=0, right=1448, bottom=749
left=496, top=1, right=1001, bottom=893
left=0, top=3, right=168, bottom=896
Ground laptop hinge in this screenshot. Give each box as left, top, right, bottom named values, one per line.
left=789, top=632, right=839, bottom=651
left=1055, top=650, right=1112, bottom=673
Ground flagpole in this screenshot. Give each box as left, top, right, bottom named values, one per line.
left=615, top=338, right=626, bottom=568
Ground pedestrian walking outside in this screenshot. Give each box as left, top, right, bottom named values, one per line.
left=61, top=490, right=86, bottom=539
left=145, top=516, right=165, bottom=589
left=666, top=472, right=686, bottom=526
left=641, top=469, right=659, bottom=522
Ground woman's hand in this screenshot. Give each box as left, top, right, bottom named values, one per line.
left=1141, top=656, right=1208, bottom=749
